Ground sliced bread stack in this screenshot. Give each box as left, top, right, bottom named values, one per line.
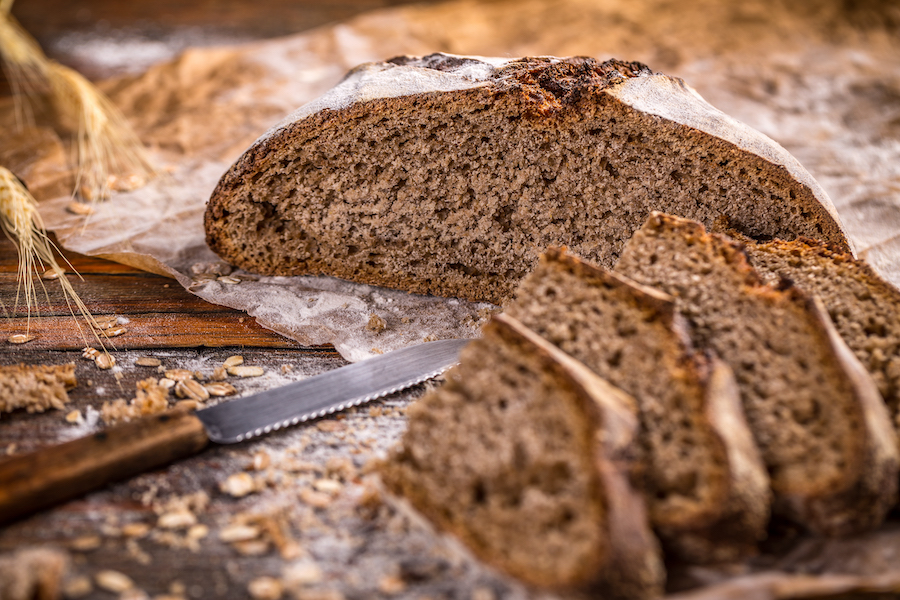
left=502, top=249, right=770, bottom=563
left=380, top=313, right=664, bottom=598
left=737, top=236, right=900, bottom=434
left=615, top=212, right=899, bottom=535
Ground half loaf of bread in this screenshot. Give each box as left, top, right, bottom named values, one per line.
left=503, top=248, right=770, bottom=563
left=615, top=212, right=898, bottom=535
left=739, top=236, right=900, bottom=435
left=380, top=313, right=664, bottom=598
left=205, top=53, right=849, bottom=304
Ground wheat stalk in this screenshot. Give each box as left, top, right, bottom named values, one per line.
left=0, top=1, right=156, bottom=201
left=0, top=166, right=107, bottom=349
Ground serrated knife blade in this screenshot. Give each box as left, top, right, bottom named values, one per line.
left=0, top=338, right=471, bottom=525
left=197, top=338, right=471, bottom=443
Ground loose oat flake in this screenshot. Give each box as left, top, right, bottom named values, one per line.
left=227, top=365, right=264, bottom=377
left=8, top=334, right=34, bottom=344
left=135, top=356, right=161, bottom=367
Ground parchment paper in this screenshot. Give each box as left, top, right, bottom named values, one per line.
left=6, top=0, right=900, bottom=365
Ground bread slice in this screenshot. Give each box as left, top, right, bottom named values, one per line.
left=615, top=212, right=899, bottom=535
left=205, top=53, right=849, bottom=304
left=380, top=313, right=664, bottom=597
left=502, top=248, right=769, bottom=563
left=738, top=236, right=900, bottom=435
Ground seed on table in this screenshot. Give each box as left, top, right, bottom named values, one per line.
left=94, top=353, right=116, bottom=370
left=8, top=334, right=34, bottom=344
left=42, top=267, right=62, bottom=280
left=158, top=377, right=176, bottom=390
left=95, top=570, right=133, bottom=593
left=205, top=382, right=237, bottom=397
left=223, top=355, right=244, bottom=368
left=227, top=365, right=264, bottom=378
left=175, top=379, right=209, bottom=402
left=164, top=369, right=194, bottom=381
left=135, top=357, right=161, bottom=367
left=82, top=347, right=100, bottom=360
left=104, top=326, right=127, bottom=337
left=66, top=201, right=94, bottom=216
left=93, top=315, right=118, bottom=329
left=218, top=524, right=261, bottom=543
left=65, top=410, right=82, bottom=424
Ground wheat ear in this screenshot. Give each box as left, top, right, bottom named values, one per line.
left=0, top=166, right=108, bottom=349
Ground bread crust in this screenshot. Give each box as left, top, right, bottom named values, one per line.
left=204, top=54, right=849, bottom=304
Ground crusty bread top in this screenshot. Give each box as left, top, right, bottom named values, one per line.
left=211, top=52, right=848, bottom=254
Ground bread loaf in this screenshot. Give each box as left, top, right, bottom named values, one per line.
left=380, top=313, right=664, bottom=597
left=205, top=53, right=850, bottom=304
left=615, top=212, right=899, bottom=535
left=503, top=248, right=770, bottom=563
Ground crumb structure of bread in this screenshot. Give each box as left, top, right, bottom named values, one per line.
left=502, top=248, right=770, bottom=562
left=380, top=313, right=664, bottom=597
left=205, top=53, right=849, bottom=305
left=0, top=363, right=76, bottom=415
left=740, top=236, right=900, bottom=435
left=615, top=212, right=899, bottom=535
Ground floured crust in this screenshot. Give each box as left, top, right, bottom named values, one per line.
left=204, top=53, right=849, bottom=304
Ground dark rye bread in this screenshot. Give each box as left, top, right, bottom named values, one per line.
left=738, top=236, right=900, bottom=433
left=502, top=248, right=770, bottom=563
left=380, top=313, right=664, bottom=598
left=205, top=53, right=849, bottom=304
left=615, top=212, right=899, bottom=535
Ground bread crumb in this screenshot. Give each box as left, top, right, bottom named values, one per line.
left=366, top=314, right=386, bottom=333
left=101, top=378, right=170, bottom=424
left=248, top=576, right=283, bottom=600
left=250, top=451, right=271, bottom=471
left=0, top=363, right=76, bottom=414
left=65, top=409, right=82, bottom=423
left=95, top=570, right=133, bottom=593
left=211, top=366, right=228, bottom=381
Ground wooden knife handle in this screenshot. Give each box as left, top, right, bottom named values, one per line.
left=0, top=409, right=210, bottom=525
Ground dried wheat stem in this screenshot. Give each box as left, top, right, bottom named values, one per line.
left=0, top=166, right=107, bottom=349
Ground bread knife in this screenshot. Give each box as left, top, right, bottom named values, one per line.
left=0, top=338, right=471, bottom=525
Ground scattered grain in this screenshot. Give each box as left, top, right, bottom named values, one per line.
left=122, top=523, right=151, bottom=538
left=219, top=524, right=261, bottom=543
left=82, top=347, right=100, bottom=360
left=248, top=577, right=283, bottom=600
left=227, top=365, right=264, bottom=377
left=378, top=575, right=406, bottom=595
left=204, top=382, right=236, bottom=397
left=95, top=570, right=133, bottom=593
left=250, top=451, right=271, bottom=471
left=174, top=400, right=200, bottom=411
left=282, top=562, right=323, bottom=587
left=135, top=357, right=161, bottom=367
left=164, top=369, right=193, bottom=381
left=211, top=366, right=227, bottom=381
left=158, top=378, right=176, bottom=390
left=175, top=379, right=209, bottom=402
left=8, top=333, right=34, bottom=344
left=94, top=353, right=115, bottom=370
left=299, top=489, right=332, bottom=509
left=157, top=510, right=197, bottom=530
left=232, top=540, right=270, bottom=556
left=65, top=409, right=82, bottom=423
left=316, top=420, right=344, bottom=433
left=218, top=276, right=241, bottom=284
left=313, top=479, right=343, bottom=495
left=103, top=326, right=127, bottom=337
left=187, top=524, right=209, bottom=540
left=63, top=575, right=93, bottom=598
left=223, top=355, right=244, bottom=368
left=66, top=201, right=94, bottom=216
left=69, top=535, right=102, bottom=552
left=42, top=267, right=62, bottom=280
left=281, top=364, right=293, bottom=374
left=120, top=588, right=151, bottom=600
left=220, top=472, right=257, bottom=498
left=93, top=315, right=118, bottom=330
